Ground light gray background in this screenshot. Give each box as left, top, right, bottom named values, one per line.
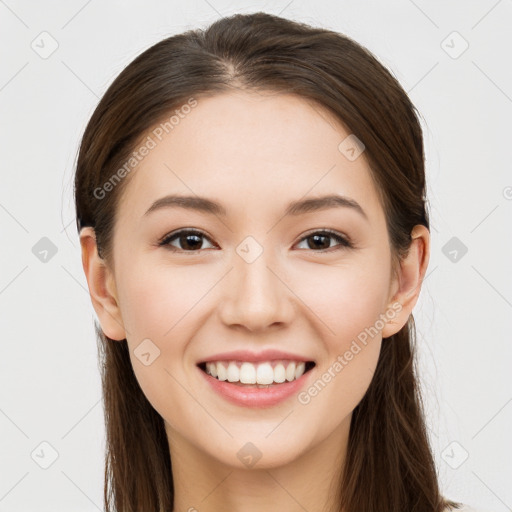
left=1, top=1, right=511, bottom=511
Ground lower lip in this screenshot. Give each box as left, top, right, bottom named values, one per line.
left=198, top=365, right=314, bottom=408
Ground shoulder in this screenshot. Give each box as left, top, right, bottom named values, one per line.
left=443, top=504, right=491, bottom=512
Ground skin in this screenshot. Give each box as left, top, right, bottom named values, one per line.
left=80, top=90, right=430, bottom=512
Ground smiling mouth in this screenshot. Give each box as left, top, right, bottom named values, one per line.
left=197, top=360, right=316, bottom=387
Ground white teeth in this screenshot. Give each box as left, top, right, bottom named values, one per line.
left=227, top=362, right=239, bottom=383
left=256, top=363, right=274, bottom=385
left=285, top=362, right=296, bottom=381
left=204, top=360, right=309, bottom=384
left=273, top=363, right=286, bottom=383
left=209, top=362, right=218, bottom=378
left=295, top=362, right=305, bottom=380
left=240, top=362, right=256, bottom=384
left=216, top=362, right=227, bottom=381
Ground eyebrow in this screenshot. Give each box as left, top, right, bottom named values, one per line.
left=143, top=194, right=368, bottom=221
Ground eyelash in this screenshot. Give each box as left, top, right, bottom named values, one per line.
left=157, top=228, right=354, bottom=253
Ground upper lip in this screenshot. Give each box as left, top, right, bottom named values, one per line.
left=197, top=349, right=315, bottom=365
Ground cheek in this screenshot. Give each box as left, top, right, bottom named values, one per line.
left=296, top=265, right=386, bottom=427
left=116, top=264, right=216, bottom=397
left=289, top=256, right=391, bottom=345
left=118, top=262, right=213, bottom=340
left=296, top=257, right=389, bottom=420
left=289, top=256, right=388, bottom=410
left=115, top=266, right=205, bottom=421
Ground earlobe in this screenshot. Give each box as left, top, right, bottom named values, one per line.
left=79, top=227, right=127, bottom=341
left=381, top=225, right=430, bottom=339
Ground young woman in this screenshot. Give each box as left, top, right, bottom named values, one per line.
left=75, top=11, right=473, bottom=512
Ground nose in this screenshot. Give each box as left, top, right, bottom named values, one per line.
left=217, top=250, right=295, bottom=333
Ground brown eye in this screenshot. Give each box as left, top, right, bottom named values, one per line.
left=158, top=228, right=353, bottom=253
left=159, top=230, right=215, bottom=252
left=295, top=230, right=353, bottom=252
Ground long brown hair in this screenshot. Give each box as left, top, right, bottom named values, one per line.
left=74, top=12, right=463, bottom=512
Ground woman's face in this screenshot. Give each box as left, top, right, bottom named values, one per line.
left=90, top=90, right=411, bottom=468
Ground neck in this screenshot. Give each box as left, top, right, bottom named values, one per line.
left=166, top=415, right=350, bottom=512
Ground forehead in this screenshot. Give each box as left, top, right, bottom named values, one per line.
left=117, top=90, right=383, bottom=226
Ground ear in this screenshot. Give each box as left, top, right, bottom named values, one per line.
left=381, top=225, right=430, bottom=339
left=79, top=227, right=127, bottom=341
